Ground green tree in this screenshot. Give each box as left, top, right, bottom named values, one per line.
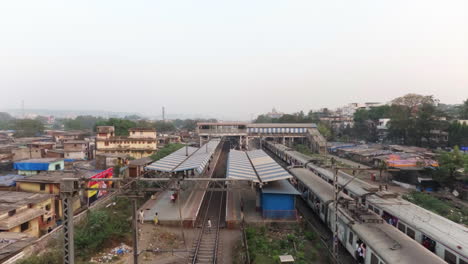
left=63, top=115, right=106, bottom=130
left=95, top=118, right=137, bottom=136
left=435, top=146, right=468, bottom=184
left=150, top=143, right=184, bottom=161
left=0, top=112, right=14, bottom=129
left=154, top=121, right=176, bottom=132
left=317, top=123, right=332, bottom=140
left=13, top=119, right=45, bottom=137
left=460, top=99, right=468, bottom=119
left=448, top=122, right=468, bottom=148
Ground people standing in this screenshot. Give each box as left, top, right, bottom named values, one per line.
left=153, top=212, right=159, bottom=225
left=207, top=218, right=212, bottom=233
left=139, top=209, right=145, bottom=224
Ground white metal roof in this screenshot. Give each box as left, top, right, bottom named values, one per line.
left=226, top=150, right=258, bottom=181
left=247, top=149, right=292, bottom=182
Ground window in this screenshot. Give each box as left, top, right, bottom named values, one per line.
left=444, top=250, right=457, bottom=264
left=374, top=208, right=380, bottom=215
left=371, top=253, right=379, bottom=264
left=368, top=205, right=374, bottom=211
left=397, top=222, right=406, bottom=233
left=45, top=204, right=51, bottom=211
left=406, top=227, right=415, bottom=240
left=55, top=164, right=61, bottom=170
left=8, top=209, right=16, bottom=216
left=40, top=183, right=46, bottom=191
left=20, top=222, right=29, bottom=232
left=348, top=231, right=354, bottom=245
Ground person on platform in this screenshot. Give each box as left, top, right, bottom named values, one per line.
left=207, top=218, right=212, bottom=233
left=153, top=212, right=159, bottom=225
left=139, top=209, right=145, bottom=224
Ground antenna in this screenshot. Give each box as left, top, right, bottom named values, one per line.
left=21, top=100, right=25, bottom=119
left=162, top=106, right=165, bottom=122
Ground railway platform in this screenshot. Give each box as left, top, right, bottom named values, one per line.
left=141, top=141, right=225, bottom=227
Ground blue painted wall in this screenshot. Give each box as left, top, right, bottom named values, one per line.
left=261, top=193, right=296, bottom=219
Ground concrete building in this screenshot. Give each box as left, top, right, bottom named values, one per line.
left=13, top=158, right=64, bottom=176
left=0, top=191, right=55, bottom=236
left=63, top=140, right=90, bottom=160
left=157, top=134, right=182, bottom=147
left=266, top=107, right=284, bottom=119
left=95, top=126, right=157, bottom=159
left=15, top=171, right=84, bottom=219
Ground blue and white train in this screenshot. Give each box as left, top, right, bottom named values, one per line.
left=265, top=141, right=468, bottom=264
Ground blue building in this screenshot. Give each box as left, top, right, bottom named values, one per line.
left=261, top=180, right=300, bottom=220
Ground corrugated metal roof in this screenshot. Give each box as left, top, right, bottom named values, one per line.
left=262, top=179, right=300, bottom=195
left=146, top=139, right=221, bottom=173
left=145, top=147, right=197, bottom=172
left=226, top=150, right=258, bottom=181
left=175, top=139, right=220, bottom=173
left=247, top=150, right=292, bottom=182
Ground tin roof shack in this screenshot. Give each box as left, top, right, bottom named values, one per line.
left=0, top=232, right=35, bottom=263
left=0, top=191, right=55, bottom=236
left=260, top=180, right=300, bottom=220
left=128, top=157, right=153, bottom=177
left=0, top=175, right=25, bottom=191
left=96, top=126, right=157, bottom=159
left=13, top=158, right=64, bottom=176
left=63, top=140, right=90, bottom=160
left=15, top=171, right=83, bottom=220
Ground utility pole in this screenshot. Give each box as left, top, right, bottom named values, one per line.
left=132, top=198, right=139, bottom=264
left=61, top=179, right=76, bottom=264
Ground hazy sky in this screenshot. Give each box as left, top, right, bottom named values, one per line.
left=0, top=0, right=467, bottom=120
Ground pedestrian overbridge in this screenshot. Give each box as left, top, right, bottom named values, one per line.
left=197, top=122, right=327, bottom=153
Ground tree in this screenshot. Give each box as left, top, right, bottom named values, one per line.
left=95, top=118, right=137, bottom=136
left=460, top=99, right=468, bottom=119
left=13, top=119, right=45, bottom=137
left=448, top=122, right=468, bottom=148
left=435, top=146, right=468, bottom=184
left=317, top=123, right=332, bottom=140
left=0, top=112, right=14, bottom=129
left=154, top=121, right=176, bottom=132
left=391, top=93, right=436, bottom=110
left=63, top=115, right=106, bottom=131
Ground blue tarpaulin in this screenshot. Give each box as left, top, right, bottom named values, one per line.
left=0, top=174, right=25, bottom=186
left=14, top=162, right=50, bottom=171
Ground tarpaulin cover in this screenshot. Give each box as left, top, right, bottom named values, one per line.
left=88, top=168, right=113, bottom=198
left=13, top=162, right=49, bottom=171
left=0, top=174, right=25, bottom=186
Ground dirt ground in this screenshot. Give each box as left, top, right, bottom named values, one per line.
left=102, top=223, right=241, bottom=264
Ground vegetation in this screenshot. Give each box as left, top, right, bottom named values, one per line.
left=17, top=197, right=132, bottom=264
left=150, top=143, right=184, bottom=161
left=448, top=122, right=468, bottom=148
left=245, top=225, right=326, bottom=264
left=62, top=115, right=107, bottom=131
left=403, top=191, right=468, bottom=225
left=434, top=146, right=468, bottom=184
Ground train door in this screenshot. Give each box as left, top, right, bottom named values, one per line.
left=346, top=229, right=356, bottom=257
left=382, top=211, right=398, bottom=227
left=421, top=234, right=437, bottom=253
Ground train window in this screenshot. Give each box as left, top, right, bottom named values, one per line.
left=397, top=222, right=406, bottom=233
left=348, top=231, right=353, bottom=245
left=406, top=227, right=415, bottom=240
left=444, top=250, right=457, bottom=264
left=373, top=208, right=380, bottom=215
left=370, top=253, right=379, bottom=264
left=460, top=258, right=467, bottom=264
left=368, top=205, right=374, bottom=211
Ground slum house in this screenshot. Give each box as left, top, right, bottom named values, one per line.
left=15, top=171, right=84, bottom=219
left=0, top=191, right=56, bottom=236
left=13, top=158, right=64, bottom=176
left=95, top=126, right=158, bottom=159
left=0, top=232, right=35, bottom=263
left=0, top=174, right=25, bottom=191
left=63, top=140, right=90, bottom=160
left=157, top=134, right=182, bottom=147
left=26, top=142, right=56, bottom=158
left=95, top=153, right=129, bottom=170
left=128, top=157, right=153, bottom=177
left=11, top=146, right=42, bottom=161
left=45, top=149, right=65, bottom=159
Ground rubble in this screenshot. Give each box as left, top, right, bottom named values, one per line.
left=89, top=243, right=132, bottom=263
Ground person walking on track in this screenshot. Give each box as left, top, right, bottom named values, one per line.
left=207, top=218, right=212, bottom=233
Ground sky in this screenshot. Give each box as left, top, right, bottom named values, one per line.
left=0, top=0, right=467, bottom=120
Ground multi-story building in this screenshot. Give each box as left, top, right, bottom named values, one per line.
left=0, top=191, right=55, bottom=237
left=63, top=140, right=90, bottom=160
left=95, top=126, right=157, bottom=159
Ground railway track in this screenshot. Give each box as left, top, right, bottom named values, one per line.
left=190, top=140, right=229, bottom=264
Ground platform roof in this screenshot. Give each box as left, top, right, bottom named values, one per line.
left=145, top=146, right=198, bottom=172
left=146, top=139, right=220, bottom=173
left=174, top=139, right=221, bottom=173
left=247, top=149, right=292, bottom=182
left=226, top=150, right=258, bottom=181
left=262, top=179, right=300, bottom=195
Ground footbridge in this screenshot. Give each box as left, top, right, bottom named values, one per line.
left=197, top=122, right=327, bottom=154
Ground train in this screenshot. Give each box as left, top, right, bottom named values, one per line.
left=264, top=141, right=468, bottom=264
